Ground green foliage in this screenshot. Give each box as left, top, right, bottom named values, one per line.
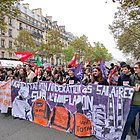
left=0, top=0, right=21, bottom=31
left=14, top=29, right=36, bottom=52
left=109, top=0, right=140, bottom=59
left=47, top=29, right=64, bottom=54
left=67, top=36, right=112, bottom=64
left=62, top=46, right=75, bottom=63
left=86, top=42, right=112, bottom=64
left=69, top=35, right=90, bottom=61
left=111, top=0, right=140, bottom=5
left=117, top=24, right=140, bottom=59
left=38, top=29, right=64, bottom=58
left=38, top=42, right=54, bottom=58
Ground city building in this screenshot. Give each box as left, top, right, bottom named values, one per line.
left=0, top=3, right=75, bottom=65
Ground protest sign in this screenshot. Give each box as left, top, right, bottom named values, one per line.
left=0, top=81, right=11, bottom=113
left=11, top=80, right=134, bottom=140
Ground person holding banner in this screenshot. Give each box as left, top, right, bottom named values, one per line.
left=117, top=64, right=137, bottom=136
left=42, top=70, right=52, bottom=81
left=25, top=64, right=36, bottom=83
left=19, top=68, right=27, bottom=82
left=33, top=67, right=44, bottom=82
left=117, top=64, right=132, bottom=86
left=5, top=68, right=14, bottom=81
left=91, top=66, right=109, bottom=85
left=0, top=69, right=5, bottom=81
left=82, top=68, right=92, bottom=86
left=66, top=68, right=80, bottom=84
left=121, top=62, right=140, bottom=140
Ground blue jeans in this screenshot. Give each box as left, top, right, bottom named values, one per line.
left=121, top=105, right=140, bottom=140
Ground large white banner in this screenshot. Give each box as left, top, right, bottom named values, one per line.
left=0, top=81, right=11, bottom=113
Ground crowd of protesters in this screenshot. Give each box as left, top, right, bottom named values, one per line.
left=0, top=61, right=140, bottom=140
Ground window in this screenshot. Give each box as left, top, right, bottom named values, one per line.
left=8, top=17, right=12, bottom=26
left=1, top=30, right=5, bottom=36
left=19, top=23, right=22, bottom=30
left=33, top=19, right=34, bottom=24
left=1, top=39, right=5, bottom=48
left=9, top=52, right=12, bottom=58
left=9, top=41, right=12, bottom=48
left=8, top=29, right=12, bottom=37
left=29, top=17, right=31, bottom=23
left=1, top=52, right=5, bottom=58
left=36, top=21, right=38, bottom=25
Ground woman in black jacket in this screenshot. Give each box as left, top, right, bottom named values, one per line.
left=33, top=68, right=44, bottom=82
left=91, top=66, right=109, bottom=85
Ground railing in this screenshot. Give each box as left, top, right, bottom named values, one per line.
left=18, top=16, right=44, bottom=31
left=25, top=29, right=43, bottom=39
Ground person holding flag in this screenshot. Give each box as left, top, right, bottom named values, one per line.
left=68, top=53, right=76, bottom=67
left=33, top=67, right=44, bottom=82
left=100, top=59, right=107, bottom=80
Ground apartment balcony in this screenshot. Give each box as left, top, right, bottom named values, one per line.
left=26, top=29, right=43, bottom=39
left=1, top=45, right=5, bottom=48
left=18, top=16, right=44, bottom=31
left=34, top=40, right=41, bottom=46
left=59, top=34, right=68, bottom=41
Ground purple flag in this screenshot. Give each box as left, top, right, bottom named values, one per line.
left=100, top=59, right=107, bottom=79
left=74, top=62, right=83, bottom=82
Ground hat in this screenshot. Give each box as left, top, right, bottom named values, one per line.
left=69, top=68, right=75, bottom=73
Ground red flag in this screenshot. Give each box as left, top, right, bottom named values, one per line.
left=69, top=54, right=76, bottom=67
left=47, top=65, right=51, bottom=71
left=35, top=64, right=38, bottom=76
left=97, top=57, right=101, bottom=65
left=15, top=52, right=34, bottom=62
left=88, top=59, right=90, bottom=65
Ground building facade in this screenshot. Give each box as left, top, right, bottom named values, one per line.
left=0, top=3, right=75, bottom=65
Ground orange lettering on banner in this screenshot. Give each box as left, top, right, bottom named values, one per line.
left=1, top=86, right=6, bottom=90
left=4, top=92, right=10, bottom=97
left=0, top=92, right=2, bottom=96
left=3, top=100, right=10, bottom=106
left=6, top=81, right=10, bottom=89
left=0, top=98, right=3, bottom=103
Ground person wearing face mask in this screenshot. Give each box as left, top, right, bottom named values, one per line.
left=91, top=66, right=109, bottom=85
left=121, top=62, right=140, bottom=140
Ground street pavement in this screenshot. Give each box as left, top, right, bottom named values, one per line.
left=0, top=112, right=138, bottom=140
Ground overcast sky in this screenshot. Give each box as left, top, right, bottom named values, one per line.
left=21, top=0, right=126, bottom=61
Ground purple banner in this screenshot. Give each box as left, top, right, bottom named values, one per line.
left=11, top=80, right=134, bottom=140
